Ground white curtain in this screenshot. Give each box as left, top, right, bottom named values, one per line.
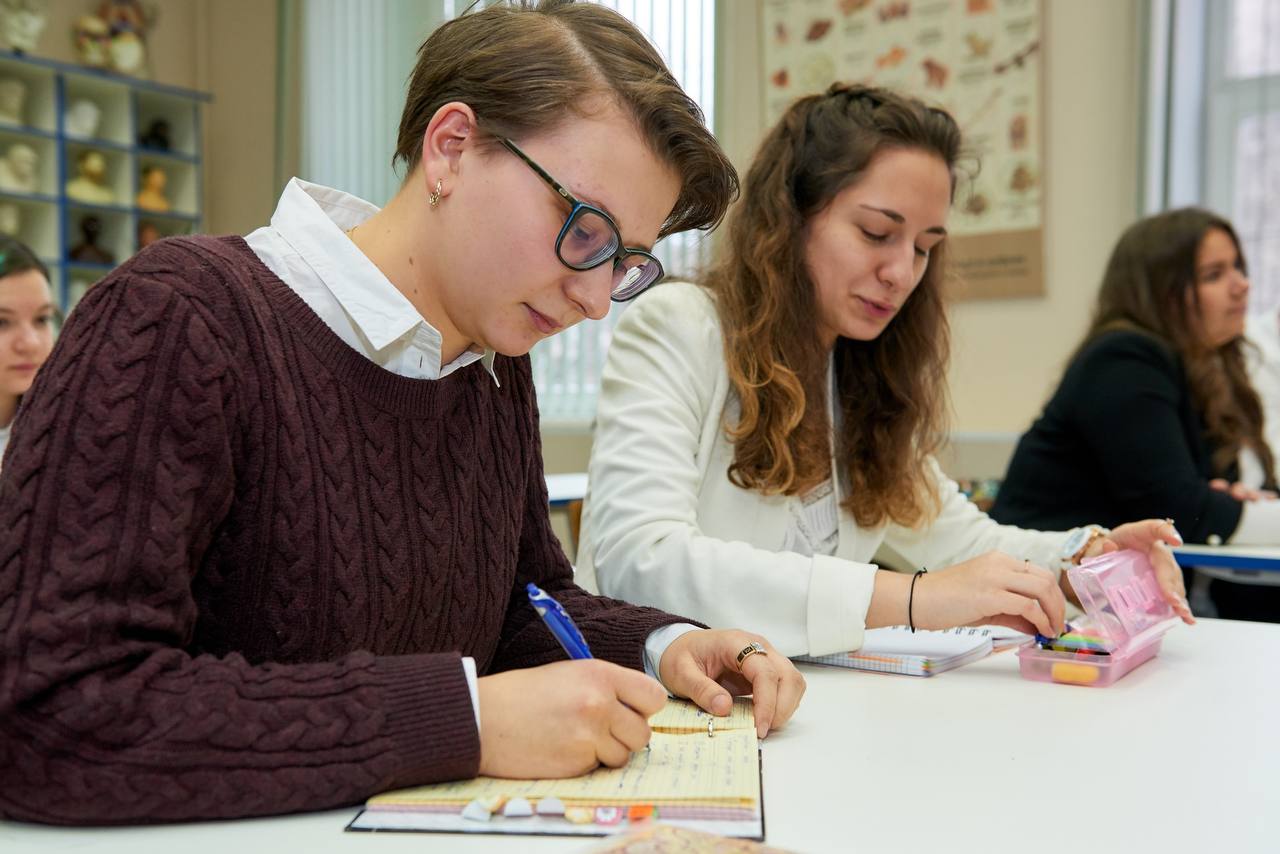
left=532, top=0, right=718, bottom=425
left=1145, top=0, right=1280, bottom=312
left=297, top=0, right=445, bottom=206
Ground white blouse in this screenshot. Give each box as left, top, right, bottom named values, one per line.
left=577, top=282, right=1078, bottom=657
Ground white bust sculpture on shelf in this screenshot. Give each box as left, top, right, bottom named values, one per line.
left=65, top=149, right=115, bottom=205
left=0, top=77, right=26, bottom=125
left=64, top=98, right=102, bottom=139
left=0, top=142, right=38, bottom=193
left=0, top=0, right=48, bottom=53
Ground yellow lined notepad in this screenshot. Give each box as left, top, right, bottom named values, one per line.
left=366, top=698, right=759, bottom=809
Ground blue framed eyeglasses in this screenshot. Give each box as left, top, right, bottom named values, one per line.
left=499, top=137, right=664, bottom=302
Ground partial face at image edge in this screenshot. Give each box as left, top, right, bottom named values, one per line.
left=0, top=267, right=56, bottom=407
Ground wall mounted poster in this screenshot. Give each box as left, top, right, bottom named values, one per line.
left=761, top=0, right=1044, bottom=299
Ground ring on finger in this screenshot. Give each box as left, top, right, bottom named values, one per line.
left=736, top=641, right=767, bottom=671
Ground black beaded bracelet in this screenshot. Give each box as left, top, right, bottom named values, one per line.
left=908, top=568, right=927, bottom=633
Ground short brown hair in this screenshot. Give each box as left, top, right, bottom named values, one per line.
left=395, top=0, right=737, bottom=238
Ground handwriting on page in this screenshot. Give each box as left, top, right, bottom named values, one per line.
left=648, top=697, right=756, bottom=733
left=368, top=729, right=760, bottom=807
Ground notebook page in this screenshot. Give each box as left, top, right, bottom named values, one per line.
left=858, top=626, right=993, bottom=658
left=649, top=697, right=755, bottom=734
left=367, top=728, right=760, bottom=808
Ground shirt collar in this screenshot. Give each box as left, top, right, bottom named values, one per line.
left=268, top=178, right=499, bottom=383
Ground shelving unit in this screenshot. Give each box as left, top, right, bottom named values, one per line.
left=0, top=49, right=210, bottom=313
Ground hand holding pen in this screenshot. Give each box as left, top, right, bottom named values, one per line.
left=474, top=585, right=665, bottom=779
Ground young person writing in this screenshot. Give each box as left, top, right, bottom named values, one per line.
left=0, top=1, right=805, bottom=825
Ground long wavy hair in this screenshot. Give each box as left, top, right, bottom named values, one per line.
left=705, top=84, right=963, bottom=528
left=1079, top=207, right=1275, bottom=481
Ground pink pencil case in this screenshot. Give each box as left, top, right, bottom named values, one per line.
left=1017, top=549, right=1180, bottom=687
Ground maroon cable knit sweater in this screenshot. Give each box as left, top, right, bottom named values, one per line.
left=0, top=235, right=694, bottom=825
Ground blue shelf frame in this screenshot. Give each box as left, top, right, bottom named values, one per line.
left=0, top=48, right=211, bottom=312
left=0, top=48, right=212, bottom=103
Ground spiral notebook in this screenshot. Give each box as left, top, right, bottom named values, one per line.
left=346, top=698, right=764, bottom=839
left=794, top=625, right=1025, bottom=676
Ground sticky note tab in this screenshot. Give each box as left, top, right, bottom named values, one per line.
left=536, top=795, right=565, bottom=816
left=503, top=797, right=533, bottom=818
left=564, top=806, right=595, bottom=824
left=628, top=804, right=656, bottom=822
left=595, top=806, right=623, bottom=825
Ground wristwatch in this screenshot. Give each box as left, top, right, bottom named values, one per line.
left=1060, top=525, right=1109, bottom=566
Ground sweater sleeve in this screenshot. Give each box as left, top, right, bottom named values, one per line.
left=1072, top=334, right=1242, bottom=542
left=0, top=273, right=478, bottom=826
left=486, top=356, right=701, bottom=676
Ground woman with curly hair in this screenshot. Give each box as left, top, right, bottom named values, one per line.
left=576, top=84, right=1193, bottom=656
left=992, top=208, right=1280, bottom=621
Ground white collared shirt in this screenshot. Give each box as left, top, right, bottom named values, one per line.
left=246, top=177, right=499, bottom=383
left=246, top=179, right=696, bottom=727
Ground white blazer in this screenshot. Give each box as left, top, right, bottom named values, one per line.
left=576, top=282, right=1074, bottom=657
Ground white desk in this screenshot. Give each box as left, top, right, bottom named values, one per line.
left=545, top=472, right=588, bottom=509
left=1174, top=543, right=1280, bottom=572
left=3, top=619, right=1277, bottom=853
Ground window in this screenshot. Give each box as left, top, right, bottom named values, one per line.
left=1209, top=0, right=1280, bottom=311
left=294, top=0, right=444, bottom=205
left=1148, top=0, right=1280, bottom=312
left=531, top=0, right=717, bottom=425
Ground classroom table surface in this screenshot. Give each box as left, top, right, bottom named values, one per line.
left=545, top=472, right=588, bottom=508
left=1174, top=543, right=1280, bottom=571
left=3, top=618, right=1277, bottom=854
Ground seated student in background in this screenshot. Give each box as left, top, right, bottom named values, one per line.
left=1246, top=305, right=1280, bottom=458
left=0, top=0, right=806, bottom=826
left=575, top=84, right=1192, bottom=660
left=991, top=208, right=1280, bottom=622
left=0, top=236, right=54, bottom=469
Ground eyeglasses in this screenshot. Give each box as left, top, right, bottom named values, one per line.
left=500, top=137, right=664, bottom=302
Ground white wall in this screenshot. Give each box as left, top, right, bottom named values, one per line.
left=713, top=0, right=1144, bottom=435
left=947, top=0, right=1142, bottom=432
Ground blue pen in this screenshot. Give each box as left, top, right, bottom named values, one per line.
left=1034, top=622, right=1077, bottom=647
left=527, top=583, right=594, bottom=660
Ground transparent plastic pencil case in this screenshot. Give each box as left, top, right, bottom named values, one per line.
left=1017, top=549, right=1180, bottom=687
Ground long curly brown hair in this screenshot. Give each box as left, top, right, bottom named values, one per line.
left=704, top=84, right=963, bottom=528
left=1080, top=208, right=1276, bottom=481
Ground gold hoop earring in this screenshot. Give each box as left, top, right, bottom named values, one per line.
left=428, top=178, right=443, bottom=209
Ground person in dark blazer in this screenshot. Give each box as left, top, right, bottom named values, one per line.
left=991, top=207, right=1280, bottom=621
